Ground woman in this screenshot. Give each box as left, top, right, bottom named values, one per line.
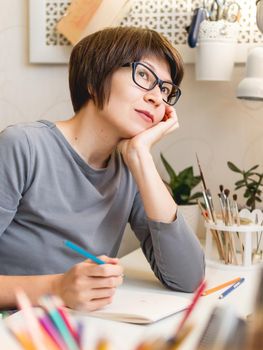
left=0, top=26, right=204, bottom=311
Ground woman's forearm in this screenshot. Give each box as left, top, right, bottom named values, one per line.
left=0, top=274, right=61, bottom=309
left=128, top=150, right=177, bottom=223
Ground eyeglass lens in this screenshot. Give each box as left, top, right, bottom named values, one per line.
left=133, top=63, right=180, bottom=105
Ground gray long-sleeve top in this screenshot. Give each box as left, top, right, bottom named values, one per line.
left=0, top=120, right=205, bottom=292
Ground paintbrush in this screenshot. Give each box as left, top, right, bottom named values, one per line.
left=218, top=193, right=226, bottom=225
left=197, top=199, right=209, bottom=222
left=195, top=153, right=208, bottom=191
left=224, top=189, right=233, bottom=225
left=232, top=194, right=240, bottom=226
left=219, top=184, right=225, bottom=203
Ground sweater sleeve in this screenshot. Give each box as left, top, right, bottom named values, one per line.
left=0, top=126, right=31, bottom=236
left=128, top=191, right=205, bottom=292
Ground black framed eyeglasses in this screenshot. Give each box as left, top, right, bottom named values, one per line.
left=123, top=62, right=181, bottom=106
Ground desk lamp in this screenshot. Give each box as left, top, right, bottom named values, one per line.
left=236, top=1, right=263, bottom=101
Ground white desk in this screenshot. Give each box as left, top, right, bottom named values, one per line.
left=78, top=249, right=260, bottom=350
left=1, top=249, right=260, bottom=350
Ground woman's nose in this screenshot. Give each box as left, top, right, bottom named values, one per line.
left=143, top=85, right=163, bottom=105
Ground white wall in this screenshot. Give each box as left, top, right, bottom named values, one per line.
left=1, top=1, right=263, bottom=256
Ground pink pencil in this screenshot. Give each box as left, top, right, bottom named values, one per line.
left=35, top=308, right=67, bottom=350
left=175, top=280, right=207, bottom=335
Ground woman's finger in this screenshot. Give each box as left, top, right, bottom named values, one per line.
left=77, top=296, right=113, bottom=312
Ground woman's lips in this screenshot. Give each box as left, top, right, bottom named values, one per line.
left=135, top=109, right=154, bottom=123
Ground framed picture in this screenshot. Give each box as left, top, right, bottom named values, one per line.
left=29, top=0, right=72, bottom=63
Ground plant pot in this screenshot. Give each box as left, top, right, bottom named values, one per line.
left=178, top=204, right=204, bottom=239
left=195, top=20, right=239, bottom=81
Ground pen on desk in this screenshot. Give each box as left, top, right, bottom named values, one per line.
left=64, top=240, right=105, bottom=265
left=218, top=277, right=245, bottom=299
left=202, top=277, right=241, bottom=296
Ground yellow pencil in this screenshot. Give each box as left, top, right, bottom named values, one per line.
left=13, top=332, right=37, bottom=350
left=202, top=277, right=241, bottom=296
left=96, top=339, right=111, bottom=350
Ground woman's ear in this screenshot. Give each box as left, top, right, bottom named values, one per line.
left=87, top=85, right=94, bottom=97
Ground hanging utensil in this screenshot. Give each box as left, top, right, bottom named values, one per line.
left=187, top=7, right=207, bottom=48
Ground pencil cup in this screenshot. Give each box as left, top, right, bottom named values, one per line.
left=195, top=20, right=239, bottom=81
left=204, top=209, right=263, bottom=269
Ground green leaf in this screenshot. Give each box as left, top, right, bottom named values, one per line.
left=235, top=184, right=245, bottom=190
left=235, top=180, right=245, bottom=186
left=247, top=165, right=259, bottom=172
left=246, top=197, right=255, bottom=207
left=244, top=190, right=250, bottom=198
left=160, top=153, right=177, bottom=184
left=178, top=166, right=193, bottom=180
left=188, top=192, right=203, bottom=201
left=227, top=161, right=241, bottom=173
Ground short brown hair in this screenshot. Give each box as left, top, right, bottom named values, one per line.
left=69, top=26, right=184, bottom=112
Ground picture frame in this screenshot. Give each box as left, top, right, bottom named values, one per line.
left=29, top=0, right=72, bottom=64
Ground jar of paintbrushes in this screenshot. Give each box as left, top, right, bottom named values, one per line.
left=195, top=154, right=263, bottom=268
left=198, top=188, right=263, bottom=268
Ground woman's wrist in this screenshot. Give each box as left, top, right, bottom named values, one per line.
left=50, top=273, right=63, bottom=297
left=125, top=144, right=153, bottom=171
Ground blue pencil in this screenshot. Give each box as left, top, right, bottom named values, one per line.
left=64, top=240, right=105, bottom=265
left=218, top=277, right=245, bottom=299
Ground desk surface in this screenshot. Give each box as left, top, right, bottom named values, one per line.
left=79, top=249, right=260, bottom=350
left=2, top=249, right=261, bottom=350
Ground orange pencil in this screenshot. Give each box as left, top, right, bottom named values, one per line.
left=12, top=333, right=36, bottom=350
left=202, top=277, right=241, bottom=296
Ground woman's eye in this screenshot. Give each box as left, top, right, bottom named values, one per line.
left=138, top=70, right=149, bottom=80
left=161, top=86, right=171, bottom=96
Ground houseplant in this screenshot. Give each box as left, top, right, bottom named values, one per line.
left=160, top=153, right=203, bottom=236
left=227, top=161, right=263, bottom=211
left=160, top=153, right=203, bottom=205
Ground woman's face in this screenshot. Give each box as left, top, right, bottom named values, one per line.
left=99, top=55, right=173, bottom=139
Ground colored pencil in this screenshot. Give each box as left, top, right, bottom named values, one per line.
left=219, top=278, right=245, bottom=299
left=35, top=308, right=66, bottom=350
left=202, top=277, right=241, bottom=296
left=15, top=288, right=46, bottom=350
left=175, top=279, right=206, bottom=335
left=95, top=339, right=111, bottom=350
left=166, top=324, right=194, bottom=349
left=52, top=295, right=80, bottom=347
left=38, top=295, right=79, bottom=350
left=64, top=240, right=105, bottom=265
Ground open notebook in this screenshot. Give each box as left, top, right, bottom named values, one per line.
left=75, top=289, right=190, bottom=324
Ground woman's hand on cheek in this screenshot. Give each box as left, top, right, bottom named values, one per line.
left=118, top=106, right=179, bottom=156
left=118, top=107, right=179, bottom=167
left=161, top=106, right=179, bottom=135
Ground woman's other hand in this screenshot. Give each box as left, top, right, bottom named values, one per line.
left=53, top=256, right=123, bottom=311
